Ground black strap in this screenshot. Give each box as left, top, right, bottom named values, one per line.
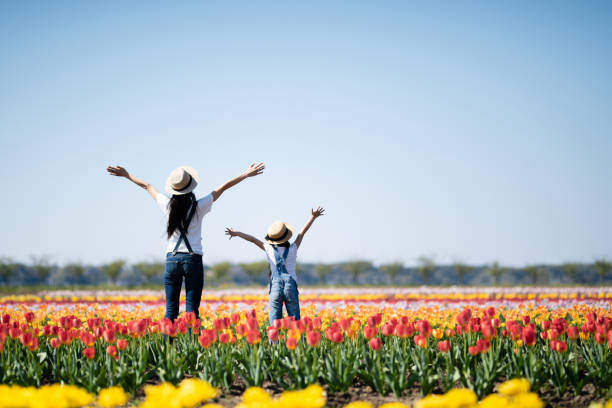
left=172, top=200, right=198, bottom=255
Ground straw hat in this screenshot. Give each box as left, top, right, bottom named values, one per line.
left=165, top=166, right=199, bottom=195
left=265, top=221, right=294, bottom=244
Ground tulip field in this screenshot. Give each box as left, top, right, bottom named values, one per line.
left=1, top=287, right=611, bottom=408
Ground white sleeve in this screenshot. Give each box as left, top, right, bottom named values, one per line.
left=197, top=193, right=214, bottom=215
left=156, top=193, right=170, bottom=215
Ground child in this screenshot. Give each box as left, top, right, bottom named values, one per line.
left=225, top=206, right=325, bottom=325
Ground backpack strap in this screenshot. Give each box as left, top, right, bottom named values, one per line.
left=172, top=200, right=198, bottom=255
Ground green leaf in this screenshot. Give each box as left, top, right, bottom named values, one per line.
left=37, top=352, right=48, bottom=364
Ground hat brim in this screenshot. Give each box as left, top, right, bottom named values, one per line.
left=165, top=166, right=200, bottom=195
left=265, top=223, right=294, bottom=244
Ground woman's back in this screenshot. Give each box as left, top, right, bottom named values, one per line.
left=156, top=193, right=214, bottom=255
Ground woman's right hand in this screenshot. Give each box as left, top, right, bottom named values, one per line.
left=107, top=165, right=129, bottom=178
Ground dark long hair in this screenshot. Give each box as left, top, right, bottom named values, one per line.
left=167, top=192, right=196, bottom=238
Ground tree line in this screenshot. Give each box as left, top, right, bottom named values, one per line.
left=0, top=255, right=610, bottom=287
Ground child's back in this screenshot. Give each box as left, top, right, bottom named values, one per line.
left=225, top=207, right=325, bottom=325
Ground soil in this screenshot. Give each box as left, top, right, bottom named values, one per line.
left=198, top=377, right=605, bottom=408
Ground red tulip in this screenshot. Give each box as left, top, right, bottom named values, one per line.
left=414, top=334, right=427, bottom=348
left=415, top=320, right=432, bottom=338
left=102, top=329, right=116, bottom=343
left=219, top=332, right=230, bottom=344
left=331, top=330, right=344, bottom=343
left=456, top=309, right=471, bottom=327
left=567, top=326, right=579, bottom=340
left=58, top=329, right=71, bottom=345
left=369, top=337, right=382, bottom=350
left=521, top=325, right=536, bottom=347
left=437, top=340, right=451, bottom=352
left=381, top=322, right=394, bottom=337
left=50, top=337, right=61, bottom=348
left=116, top=339, right=128, bottom=350
left=24, top=312, right=35, bottom=324
left=106, top=345, right=118, bottom=360
left=476, top=338, right=490, bottom=353
left=306, top=331, right=321, bottom=347
left=363, top=325, right=378, bottom=339
left=267, top=328, right=279, bottom=342
left=395, top=323, right=413, bottom=338
left=83, top=347, right=96, bottom=359
left=481, top=323, right=496, bottom=339
left=230, top=313, right=241, bottom=325
left=246, top=329, right=261, bottom=345
left=286, top=336, right=298, bottom=350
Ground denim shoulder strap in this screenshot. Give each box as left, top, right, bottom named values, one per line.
left=271, top=246, right=290, bottom=277
left=172, top=200, right=197, bottom=255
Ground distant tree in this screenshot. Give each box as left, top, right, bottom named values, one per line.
left=539, top=266, right=550, bottom=285
left=209, top=262, right=231, bottom=285
left=594, top=259, right=611, bottom=285
left=314, top=264, right=333, bottom=284
left=240, top=261, right=269, bottom=284
left=487, top=261, right=506, bottom=285
left=524, top=265, right=546, bottom=285
left=342, top=261, right=372, bottom=284
left=63, top=262, right=86, bottom=284
left=0, top=258, right=18, bottom=286
left=416, top=256, right=436, bottom=284
left=379, top=262, right=403, bottom=285
left=453, top=262, right=473, bottom=285
left=133, top=262, right=164, bottom=284
left=100, top=260, right=125, bottom=285
left=30, top=255, right=54, bottom=284
left=561, top=263, right=579, bottom=284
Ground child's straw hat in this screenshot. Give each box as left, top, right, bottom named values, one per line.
left=265, top=221, right=294, bottom=244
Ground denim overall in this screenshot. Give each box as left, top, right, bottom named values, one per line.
left=268, top=245, right=300, bottom=325
left=163, top=200, right=204, bottom=321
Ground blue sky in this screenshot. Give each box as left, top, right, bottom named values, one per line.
left=1, top=1, right=611, bottom=267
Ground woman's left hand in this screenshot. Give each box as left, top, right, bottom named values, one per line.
left=225, top=227, right=238, bottom=239
left=242, top=163, right=265, bottom=178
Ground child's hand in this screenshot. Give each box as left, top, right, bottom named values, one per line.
left=107, top=165, right=129, bottom=178
left=242, top=163, right=265, bottom=178
left=311, top=206, right=325, bottom=218
left=225, top=227, right=239, bottom=239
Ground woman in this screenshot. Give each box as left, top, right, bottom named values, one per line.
left=106, top=163, right=264, bottom=321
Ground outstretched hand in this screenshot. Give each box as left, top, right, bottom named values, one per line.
left=107, top=165, right=129, bottom=178
left=242, top=163, right=265, bottom=178
left=311, top=206, right=325, bottom=218
left=225, top=227, right=238, bottom=239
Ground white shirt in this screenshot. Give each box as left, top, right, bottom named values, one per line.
left=156, top=193, right=213, bottom=255
left=264, top=242, right=299, bottom=283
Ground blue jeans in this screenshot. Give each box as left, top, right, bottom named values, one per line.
left=164, top=252, right=204, bottom=321
left=269, top=274, right=300, bottom=325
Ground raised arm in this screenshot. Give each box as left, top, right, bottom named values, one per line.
left=212, top=163, right=265, bottom=202
left=225, top=228, right=265, bottom=251
left=294, top=206, right=325, bottom=248
left=106, top=165, right=159, bottom=200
